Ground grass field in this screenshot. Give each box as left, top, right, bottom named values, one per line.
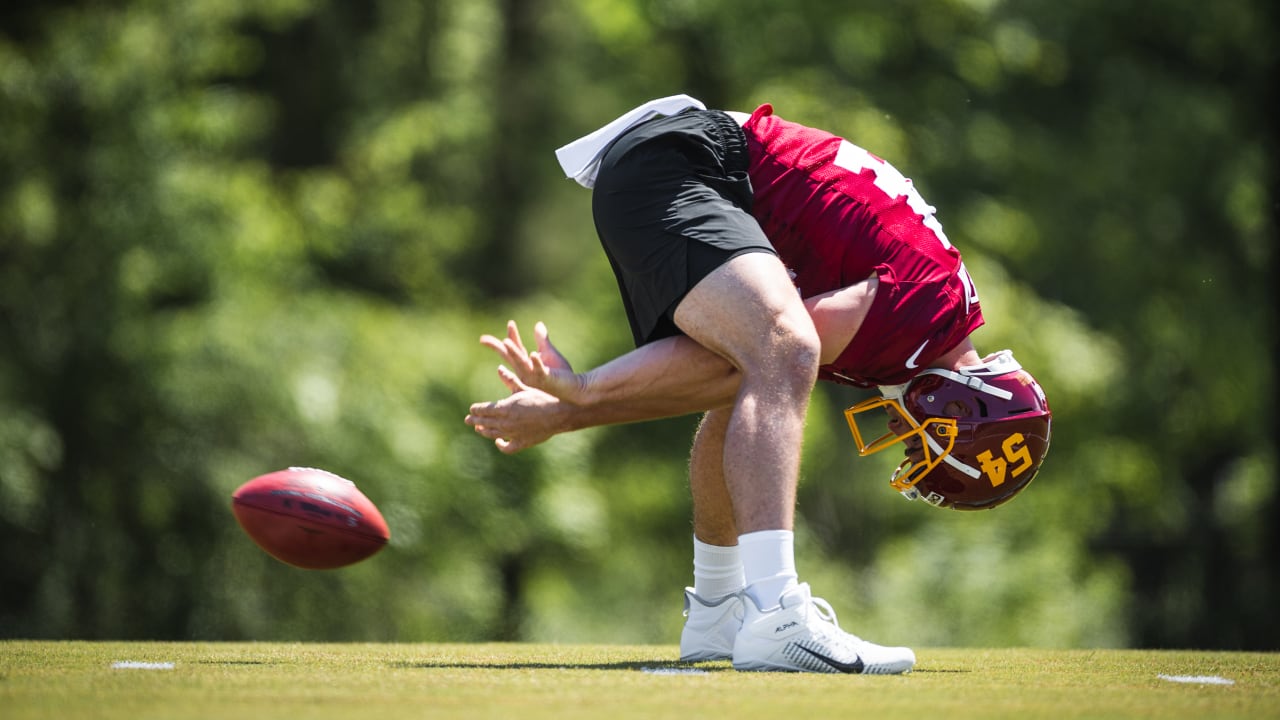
left=2, top=641, right=1277, bottom=720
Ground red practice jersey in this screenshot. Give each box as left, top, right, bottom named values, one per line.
left=741, top=104, right=985, bottom=387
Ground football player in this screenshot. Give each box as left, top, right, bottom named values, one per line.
left=466, top=98, right=1051, bottom=674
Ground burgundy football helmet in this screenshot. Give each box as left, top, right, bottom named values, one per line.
left=844, top=350, right=1051, bottom=510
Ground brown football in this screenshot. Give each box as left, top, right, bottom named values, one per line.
left=231, top=467, right=390, bottom=569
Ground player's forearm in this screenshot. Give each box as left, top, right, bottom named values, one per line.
left=570, top=335, right=741, bottom=427
left=563, top=286, right=862, bottom=428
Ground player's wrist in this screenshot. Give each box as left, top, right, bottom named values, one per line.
left=568, top=370, right=601, bottom=410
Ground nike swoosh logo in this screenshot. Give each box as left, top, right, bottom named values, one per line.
left=905, top=340, right=929, bottom=369
left=795, top=644, right=865, bottom=674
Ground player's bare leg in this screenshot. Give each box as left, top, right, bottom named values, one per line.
left=680, top=406, right=744, bottom=661
left=689, top=407, right=738, bottom=546
left=673, top=251, right=818, bottom=535
left=674, top=249, right=814, bottom=619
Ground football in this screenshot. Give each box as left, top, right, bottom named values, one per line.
left=231, top=467, right=390, bottom=569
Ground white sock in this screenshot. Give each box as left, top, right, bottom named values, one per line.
left=692, top=536, right=745, bottom=601
left=738, top=529, right=798, bottom=610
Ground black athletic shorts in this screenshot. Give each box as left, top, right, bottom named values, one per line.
left=591, top=109, right=778, bottom=346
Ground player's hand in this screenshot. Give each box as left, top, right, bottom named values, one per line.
left=465, top=388, right=569, bottom=454
left=478, top=320, right=587, bottom=403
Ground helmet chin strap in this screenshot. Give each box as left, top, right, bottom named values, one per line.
left=879, top=349, right=1021, bottom=404
left=920, top=369, right=1014, bottom=401
left=924, top=432, right=982, bottom=479
left=921, top=349, right=1022, bottom=400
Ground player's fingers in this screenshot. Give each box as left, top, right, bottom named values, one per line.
left=472, top=423, right=505, bottom=439
left=502, top=338, right=532, bottom=369
left=533, top=324, right=554, bottom=364
left=468, top=415, right=514, bottom=439
left=507, top=320, right=528, bottom=356
left=481, top=336, right=526, bottom=371
left=528, top=352, right=544, bottom=374
left=495, top=437, right=523, bottom=454
left=533, top=321, right=573, bottom=371
left=465, top=400, right=501, bottom=423
left=497, top=365, right=527, bottom=392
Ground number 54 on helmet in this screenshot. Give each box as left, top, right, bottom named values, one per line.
left=844, top=350, right=1052, bottom=510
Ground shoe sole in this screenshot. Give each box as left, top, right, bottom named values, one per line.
left=680, top=651, right=732, bottom=662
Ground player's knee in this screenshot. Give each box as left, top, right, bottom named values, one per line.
left=755, top=310, right=821, bottom=387
left=781, top=321, right=822, bottom=383
left=779, top=303, right=821, bottom=357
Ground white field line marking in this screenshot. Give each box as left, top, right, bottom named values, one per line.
left=111, top=661, right=175, bottom=670
left=1157, top=674, right=1234, bottom=685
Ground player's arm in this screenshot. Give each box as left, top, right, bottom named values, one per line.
left=465, top=325, right=740, bottom=453
left=566, top=275, right=875, bottom=412
left=466, top=277, right=877, bottom=452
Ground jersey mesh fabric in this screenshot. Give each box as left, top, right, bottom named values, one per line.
left=741, top=104, right=985, bottom=387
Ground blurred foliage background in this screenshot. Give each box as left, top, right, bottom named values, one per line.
left=1, top=0, right=1275, bottom=651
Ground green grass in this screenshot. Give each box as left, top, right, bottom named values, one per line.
left=2, top=642, right=1277, bottom=720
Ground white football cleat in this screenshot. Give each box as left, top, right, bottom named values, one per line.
left=679, top=588, right=745, bottom=661
left=732, top=583, right=915, bottom=674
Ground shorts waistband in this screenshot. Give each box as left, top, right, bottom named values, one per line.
left=702, top=109, right=750, bottom=175
left=597, top=107, right=753, bottom=188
